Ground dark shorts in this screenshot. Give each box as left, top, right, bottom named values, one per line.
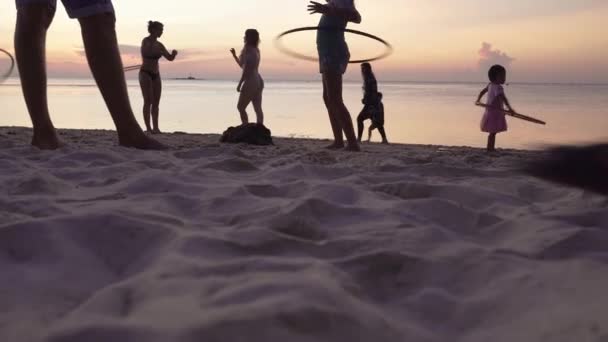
left=359, top=104, right=384, bottom=126
left=319, top=52, right=350, bottom=75
left=16, top=0, right=114, bottom=18
left=317, top=40, right=350, bottom=75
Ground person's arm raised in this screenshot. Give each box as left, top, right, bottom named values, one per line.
left=307, top=1, right=362, bottom=24
left=230, top=48, right=243, bottom=68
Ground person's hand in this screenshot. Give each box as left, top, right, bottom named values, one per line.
left=237, top=82, right=242, bottom=93
left=308, top=1, right=329, bottom=15
left=172, top=50, right=178, bottom=57
left=230, top=48, right=236, bottom=55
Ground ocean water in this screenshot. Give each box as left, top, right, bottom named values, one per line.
left=1, top=78, right=607, bottom=149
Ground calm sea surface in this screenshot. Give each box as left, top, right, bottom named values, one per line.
left=1, top=78, right=607, bottom=149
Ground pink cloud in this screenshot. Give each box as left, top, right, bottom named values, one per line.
left=478, top=42, right=515, bottom=70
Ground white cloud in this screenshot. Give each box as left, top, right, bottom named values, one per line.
left=478, top=42, right=515, bottom=71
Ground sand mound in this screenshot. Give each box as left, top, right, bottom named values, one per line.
left=1, top=127, right=607, bottom=342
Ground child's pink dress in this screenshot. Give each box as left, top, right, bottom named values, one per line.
left=480, top=83, right=508, bottom=133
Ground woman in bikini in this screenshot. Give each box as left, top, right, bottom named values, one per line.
left=139, top=21, right=177, bottom=134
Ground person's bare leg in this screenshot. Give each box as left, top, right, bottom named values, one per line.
left=322, top=75, right=344, bottom=149
left=78, top=13, right=164, bottom=149
left=487, top=133, right=496, bottom=152
left=356, top=109, right=367, bottom=142
left=15, top=4, right=62, bottom=150
left=138, top=72, right=153, bottom=132
left=367, top=124, right=375, bottom=142
left=151, top=76, right=162, bottom=133
left=237, top=90, right=252, bottom=125
left=325, top=73, right=359, bottom=152
left=378, top=126, right=389, bottom=144
left=251, top=89, right=264, bottom=125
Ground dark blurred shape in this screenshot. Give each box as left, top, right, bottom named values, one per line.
left=525, top=144, right=608, bottom=195
left=220, top=123, right=273, bottom=146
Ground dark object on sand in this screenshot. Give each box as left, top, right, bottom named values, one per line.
left=220, top=123, right=273, bottom=146
left=525, top=144, right=608, bottom=195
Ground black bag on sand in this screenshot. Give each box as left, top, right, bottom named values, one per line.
left=220, top=123, right=274, bottom=146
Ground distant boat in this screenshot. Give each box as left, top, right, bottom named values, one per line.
left=172, top=74, right=201, bottom=81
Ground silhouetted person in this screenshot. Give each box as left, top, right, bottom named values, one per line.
left=230, top=29, right=264, bottom=125
left=308, top=0, right=361, bottom=151
left=476, top=64, right=516, bottom=152
left=139, top=21, right=178, bottom=134
left=14, top=0, right=164, bottom=150
left=357, top=63, right=388, bottom=144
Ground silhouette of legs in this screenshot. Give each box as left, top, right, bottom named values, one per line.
left=151, top=75, right=162, bottom=133
left=322, top=72, right=359, bottom=151
left=357, top=107, right=372, bottom=142
left=139, top=72, right=154, bottom=132
left=377, top=125, right=388, bottom=144
left=15, top=3, right=165, bottom=150
left=237, top=91, right=252, bottom=125
left=322, top=79, right=344, bottom=149
left=251, top=91, right=264, bottom=125
left=78, top=13, right=163, bottom=149
left=487, top=133, right=497, bottom=152
left=238, top=81, right=264, bottom=126
left=15, top=4, right=62, bottom=149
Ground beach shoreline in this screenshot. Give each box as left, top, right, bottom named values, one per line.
left=0, top=126, right=538, bottom=152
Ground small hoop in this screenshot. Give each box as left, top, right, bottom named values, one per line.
left=275, top=26, right=393, bottom=64
left=0, top=49, right=15, bottom=83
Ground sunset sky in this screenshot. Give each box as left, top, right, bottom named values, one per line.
left=0, top=0, right=607, bottom=82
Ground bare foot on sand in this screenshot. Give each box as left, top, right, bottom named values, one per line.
left=31, top=130, right=65, bottom=150
left=152, top=129, right=162, bottom=135
left=344, top=143, right=361, bottom=152
left=119, top=131, right=168, bottom=150
left=325, top=142, right=345, bottom=150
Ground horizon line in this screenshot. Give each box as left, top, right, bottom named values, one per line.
left=2, top=76, right=607, bottom=87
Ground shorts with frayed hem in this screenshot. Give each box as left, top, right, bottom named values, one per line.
left=16, top=0, right=114, bottom=19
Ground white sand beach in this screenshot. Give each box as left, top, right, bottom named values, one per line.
left=1, top=126, right=607, bottom=342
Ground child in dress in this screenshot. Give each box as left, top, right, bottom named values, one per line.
left=476, top=64, right=516, bottom=152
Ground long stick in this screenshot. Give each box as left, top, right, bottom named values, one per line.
left=123, top=64, right=142, bottom=72
left=476, top=103, right=546, bottom=125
